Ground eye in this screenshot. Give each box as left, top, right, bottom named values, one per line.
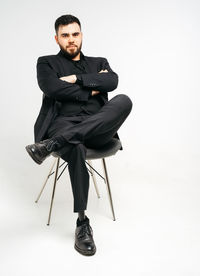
left=73, top=32, right=80, bottom=37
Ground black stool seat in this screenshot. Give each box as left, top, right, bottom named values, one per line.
left=86, top=138, right=122, bottom=160
left=52, top=138, right=122, bottom=160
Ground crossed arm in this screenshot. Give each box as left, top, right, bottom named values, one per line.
left=59, top=69, right=108, bottom=96
left=37, top=57, right=118, bottom=102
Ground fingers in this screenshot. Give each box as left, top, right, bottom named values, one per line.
left=99, top=69, right=108, bottom=73
left=59, top=75, right=76, bottom=83
left=92, top=90, right=100, bottom=96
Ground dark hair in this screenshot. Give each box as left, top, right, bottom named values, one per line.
left=55, top=14, right=81, bottom=33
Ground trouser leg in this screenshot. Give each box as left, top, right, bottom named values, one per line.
left=57, top=94, right=132, bottom=146
left=60, top=143, right=89, bottom=212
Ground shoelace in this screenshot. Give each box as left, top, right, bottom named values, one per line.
left=46, top=140, right=59, bottom=152
left=78, top=224, right=92, bottom=238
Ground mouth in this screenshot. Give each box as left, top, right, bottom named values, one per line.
left=68, top=45, right=76, bottom=48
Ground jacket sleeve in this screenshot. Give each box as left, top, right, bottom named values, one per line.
left=37, top=57, right=90, bottom=102
left=79, top=58, right=118, bottom=92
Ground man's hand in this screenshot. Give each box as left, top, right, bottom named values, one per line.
left=99, top=69, right=108, bottom=73
left=60, top=75, right=77, bottom=83
left=91, top=90, right=100, bottom=96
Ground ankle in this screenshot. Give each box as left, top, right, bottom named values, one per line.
left=44, top=138, right=61, bottom=152
left=76, top=215, right=89, bottom=227
left=78, top=211, right=85, bottom=221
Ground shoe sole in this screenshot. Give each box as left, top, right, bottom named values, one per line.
left=25, top=146, right=42, bottom=165
left=74, top=244, right=96, bottom=256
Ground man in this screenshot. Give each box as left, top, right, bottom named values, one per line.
left=26, top=14, right=132, bottom=256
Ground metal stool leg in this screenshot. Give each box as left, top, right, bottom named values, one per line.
left=87, top=160, right=100, bottom=198
left=35, top=158, right=57, bottom=203
left=47, top=157, right=60, bottom=225
left=36, top=157, right=116, bottom=224
left=102, top=158, right=116, bottom=221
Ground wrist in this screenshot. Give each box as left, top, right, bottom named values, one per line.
left=73, top=75, right=77, bottom=83
left=75, top=74, right=83, bottom=85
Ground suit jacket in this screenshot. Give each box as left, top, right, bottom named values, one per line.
left=34, top=50, right=119, bottom=143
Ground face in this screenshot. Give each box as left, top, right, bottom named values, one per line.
left=55, top=22, right=82, bottom=60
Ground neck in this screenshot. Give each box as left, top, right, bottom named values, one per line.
left=72, top=53, right=81, bottom=61
left=59, top=49, right=82, bottom=61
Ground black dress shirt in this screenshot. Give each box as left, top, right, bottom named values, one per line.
left=59, top=51, right=104, bottom=116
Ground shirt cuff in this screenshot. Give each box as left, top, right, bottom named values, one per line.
left=75, top=74, right=83, bottom=85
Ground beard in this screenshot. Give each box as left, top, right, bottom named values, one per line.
left=59, top=42, right=82, bottom=60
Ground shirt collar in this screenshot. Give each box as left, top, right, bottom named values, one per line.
left=57, top=49, right=85, bottom=61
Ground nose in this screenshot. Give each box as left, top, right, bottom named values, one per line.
left=68, top=35, right=74, bottom=43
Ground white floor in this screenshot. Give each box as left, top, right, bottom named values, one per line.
left=0, top=148, right=200, bottom=276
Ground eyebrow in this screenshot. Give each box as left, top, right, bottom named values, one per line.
left=60, top=32, right=80, bottom=36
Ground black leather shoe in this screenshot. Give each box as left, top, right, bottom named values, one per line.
left=25, top=139, right=59, bottom=165
left=74, top=216, right=96, bottom=256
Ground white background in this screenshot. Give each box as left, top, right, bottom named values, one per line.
left=0, top=0, right=200, bottom=275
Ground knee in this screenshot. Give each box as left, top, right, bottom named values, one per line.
left=116, top=94, right=133, bottom=114
left=59, top=143, right=86, bottom=161
left=71, top=143, right=87, bottom=157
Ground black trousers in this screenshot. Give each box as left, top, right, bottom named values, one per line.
left=47, top=94, right=132, bottom=212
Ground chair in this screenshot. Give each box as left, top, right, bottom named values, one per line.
left=35, top=138, right=122, bottom=225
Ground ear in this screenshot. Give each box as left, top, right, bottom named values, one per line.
left=55, top=35, right=58, bottom=44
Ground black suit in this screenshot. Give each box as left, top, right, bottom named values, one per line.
left=34, top=50, right=118, bottom=143
left=34, top=50, right=132, bottom=212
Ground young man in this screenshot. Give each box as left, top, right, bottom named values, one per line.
left=26, top=14, right=132, bottom=256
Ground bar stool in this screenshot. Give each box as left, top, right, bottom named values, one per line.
left=35, top=138, right=122, bottom=225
